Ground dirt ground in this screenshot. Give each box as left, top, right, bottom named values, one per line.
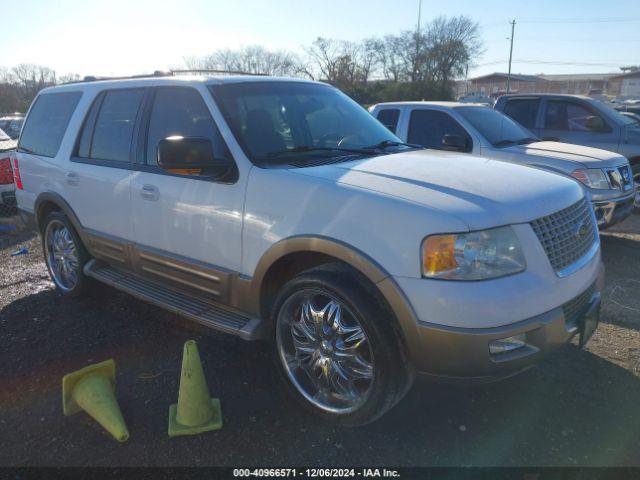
left=0, top=214, right=638, bottom=467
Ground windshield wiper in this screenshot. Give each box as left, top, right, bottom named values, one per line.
left=266, top=145, right=375, bottom=158
left=363, top=140, right=424, bottom=150
left=493, top=139, right=518, bottom=147
left=517, top=137, right=538, bottom=145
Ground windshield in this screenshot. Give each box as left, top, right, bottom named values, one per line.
left=456, top=106, right=537, bottom=147
left=209, top=81, right=404, bottom=166
left=592, top=99, right=639, bottom=126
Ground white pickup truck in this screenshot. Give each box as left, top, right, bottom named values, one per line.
left=15, top=75, right=603, bottom=425
left=370, top=101, right=634, bottom=228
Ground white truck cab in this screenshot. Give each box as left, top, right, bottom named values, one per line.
left=15, top=74, right=603, bottom=425
left=370, top=101, right=634, bottom=228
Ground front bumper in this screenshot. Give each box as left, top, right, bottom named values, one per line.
left=592, top=191, right=635, bottom=229
left=395, top=261, right=605, bottom=383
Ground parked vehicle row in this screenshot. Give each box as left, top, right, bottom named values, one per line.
left=0, top=114, right=24, bottom=140
left=15, top=75, right=603, bottom=425
left=370, top=100, right=634, bottom=228
left=0, top=127, right=18, bottom=216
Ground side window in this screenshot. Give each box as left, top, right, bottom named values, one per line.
left=19, top=92, right=82, bottom=157
left=407, top=110, right=471, bottom=151
left=504, top=99, right=539, bottom=129
left=376, top=108, right=400, bottom=133
left=89, top=89, right=144, bottom=162
left=146, top=87, right=236, bottom=177
left=544, top=100, right=609, bottom=132
left=77, top=94, right=104, bottom=158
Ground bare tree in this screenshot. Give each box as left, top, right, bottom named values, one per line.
left=306, top=37, right=382, bottom=89
left=423, top=16, right=482, bottom=85
left=379, top=35, right=406, bottom=82
left=0, top=64, right=80, bottom=112
left=10, top=64, right=57, bottom=98
left=376, top=15, right=481, bottom=85
left=185, top=46, right=310, bottom=78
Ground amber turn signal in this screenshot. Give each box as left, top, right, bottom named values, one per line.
left=422, top=235, right=458, bottom=276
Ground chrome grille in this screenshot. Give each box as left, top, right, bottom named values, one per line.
left=562, top=282, right=596, bottom=329
left=530, top=197, right=597, bottom=273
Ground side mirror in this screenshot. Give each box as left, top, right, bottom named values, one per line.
left=157, top=136, right=215, bottom=170
left=585, top=116, right=605, bottom=132
left=442, top=134, right=468, bottom=151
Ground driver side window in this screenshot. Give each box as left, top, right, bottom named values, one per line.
left=407, top=109, right=472, bottom=152
left=146, top=87, right=235, bottom=176
left=544, top=100, right=609, bottom=132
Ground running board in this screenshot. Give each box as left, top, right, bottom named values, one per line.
left=83, top=260, right=265, bottom=340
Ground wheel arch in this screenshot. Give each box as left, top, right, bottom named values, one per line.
left=34, top=192, right=86, bottom=241
left=248, top=236, right=422, bottom=364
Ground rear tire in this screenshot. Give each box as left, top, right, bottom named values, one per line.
left=270, top=263, right=413, bottom=426
left=41, top=211, right=93, bottom=297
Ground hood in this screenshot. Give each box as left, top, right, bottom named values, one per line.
left=507, top=141, right=627, bottom=168
left=291, top=150, right=584, bottom=231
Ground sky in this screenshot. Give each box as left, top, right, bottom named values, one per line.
left=0, top=0, right=639, bottom=79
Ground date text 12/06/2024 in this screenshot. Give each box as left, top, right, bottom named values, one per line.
left=233, top=469, right=401, bottom=478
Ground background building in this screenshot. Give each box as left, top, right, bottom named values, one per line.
left=457, top=67, right=640, bottom=100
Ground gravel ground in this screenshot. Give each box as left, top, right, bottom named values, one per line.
left=0, top=214, right=639, bottom=467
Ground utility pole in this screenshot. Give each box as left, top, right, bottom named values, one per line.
left=506, top=19, right=516, bottom=94
left=413, top=0, right=422, bottom=82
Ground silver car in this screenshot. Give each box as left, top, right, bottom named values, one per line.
left=495, top=94, right=640, bottom=210
left=370, top=101, right=634, bottom=228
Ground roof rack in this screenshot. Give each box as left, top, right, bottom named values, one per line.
left=170, top=69, right=268, bottom=76
left=81, top=71, right=171, bottom=82
left=77, top=69, right=267, bottom=84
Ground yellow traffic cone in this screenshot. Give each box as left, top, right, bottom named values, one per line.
left=168, top=340, right=222, bottom=437
left=62, top=359, right=130, bottom=443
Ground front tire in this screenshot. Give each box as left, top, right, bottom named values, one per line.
left=42, top=211, right=92, bottom=297
left=271, top=264, right=413, bottom=426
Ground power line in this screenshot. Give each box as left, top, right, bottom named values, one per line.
left=517, top=17, right=640, bottom=24
left=481, top=17, right=640, bottom=27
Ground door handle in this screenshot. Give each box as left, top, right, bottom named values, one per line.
left=65, top=171, right=79, bottom=185
left=140, top=184, right=159, bottom=201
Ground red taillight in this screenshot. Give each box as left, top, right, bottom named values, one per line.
left=0, top=157, right=13, bottom=185
left=12, top=157, right=23, bottom=190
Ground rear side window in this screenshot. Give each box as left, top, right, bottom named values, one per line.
left=19, top=92, right=82, bottom=157
left=503, top=99, right=540, bottom=129
left=90, top=89, right=145, bottom=162
left=376, top=108, right=400, bottom=133
left=407, top=109, right=471, bottom=152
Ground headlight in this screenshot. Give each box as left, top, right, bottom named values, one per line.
left=571, top=169, right=610, bottom=190
left=421, top=226, right=526, bottom=280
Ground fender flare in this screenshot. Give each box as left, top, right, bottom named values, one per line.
left=246, top=235, right=422, bottom=362
left=34, top=192, right=85, bottom=240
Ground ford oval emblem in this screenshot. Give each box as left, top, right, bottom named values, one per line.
left=575, top=221, right=589, bottom=239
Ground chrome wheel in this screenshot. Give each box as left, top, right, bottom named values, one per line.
left=276, top=289, right=375, bottom=414
left=44, top=220, right=80, bottom=292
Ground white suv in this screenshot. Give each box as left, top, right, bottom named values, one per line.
left=15, top=74, right=603, bottom=425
